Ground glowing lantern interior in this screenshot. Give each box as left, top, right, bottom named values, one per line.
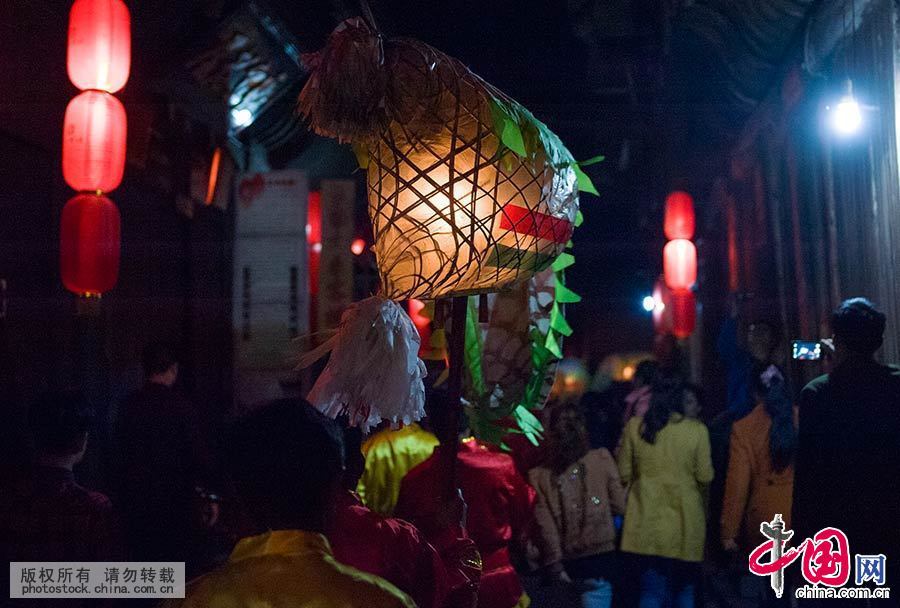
left=367, top=99, right=577, bottom=301
left=663, top=238, right=697, bottom=291
left=62, top=91, right=127, bottom=193
left=67, top=0, right=131, bottom=93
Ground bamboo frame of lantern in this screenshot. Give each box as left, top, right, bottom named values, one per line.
left=297, top=18, right=594, bottom=490
left=299, top=19, right=582, bottom=302
left=363, top=78, right=575, bottom=301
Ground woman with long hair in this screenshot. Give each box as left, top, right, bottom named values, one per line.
left=720, top=364, right=796, bottom=556
left=618, top=377, right=714, bottom=608
left=529, top=402, right=626, bottom=608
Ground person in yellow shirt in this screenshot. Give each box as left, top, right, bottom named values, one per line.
left=357, top=422, right=439, bottom=515
left=165, top=399, right=415, bottom=608
left=618, top=378, right=713, bottom=608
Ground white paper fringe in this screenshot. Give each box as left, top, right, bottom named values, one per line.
left=299, top=296, right=427, bottom=433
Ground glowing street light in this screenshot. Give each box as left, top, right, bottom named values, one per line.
left=832, top=96, right=862, bottom=134
left=230, top=108, right=253, bottom=128
left=828, top=80, right=862, bottom=136
left=642, top=295, right=656, bottom=312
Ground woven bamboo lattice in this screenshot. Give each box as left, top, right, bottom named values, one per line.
left=298, top=18, right=584, bottom=300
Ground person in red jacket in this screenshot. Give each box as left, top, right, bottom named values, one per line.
left=328, top=424, right=480, bottom=608
left=396, top=392, right=535, bottom=608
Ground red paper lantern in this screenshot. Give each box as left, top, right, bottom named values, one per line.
left=67, top=0, right=131, bottom=93
left=664, top=191, right=695, bottom=240
left=307, top=191, right=322, bottom=296
left=60, top=194, right=121, bottom=295
left=62, top=91, right=127, bottom=193
left=663, top=239, right=697, bottom=290
left=671, top=289, right=696, bottom=338
left=307, top=191, right=322, bottom=245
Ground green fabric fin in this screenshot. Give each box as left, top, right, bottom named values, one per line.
left=574, top=165, right=598, bottom=196
left=552, top=252, right=575, bottom=272
left=555, top=277, right=582, bottom=304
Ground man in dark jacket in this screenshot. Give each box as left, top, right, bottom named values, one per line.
left=793, top=298, right=900, bottom=591
left=1, top=390, right=124, bottom=607
left=117, top=343, right=219, bottom=572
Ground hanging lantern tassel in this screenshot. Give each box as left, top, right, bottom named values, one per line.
left=297, top=296, right=427, bottom=432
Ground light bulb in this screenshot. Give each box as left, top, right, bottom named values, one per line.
left=831, top=95, right=862, bottom=135
left=642, top=295, right=656, bottom=312
left=829, top=80, right=863, bottom=136
left=230, top=108, right=253, bottom=128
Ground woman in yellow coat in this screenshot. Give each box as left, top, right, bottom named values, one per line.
left=618, top=380, right=713, bottom=608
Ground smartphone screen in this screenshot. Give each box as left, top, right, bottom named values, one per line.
left=792, top=340, right=822, bottom=361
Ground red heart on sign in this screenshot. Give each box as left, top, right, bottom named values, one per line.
left=238, top=174, right=266, bottom=207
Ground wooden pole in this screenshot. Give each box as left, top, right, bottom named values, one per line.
left=74, top=295, right=111, bottom=491
left=442, top=295, right=468, bottom=498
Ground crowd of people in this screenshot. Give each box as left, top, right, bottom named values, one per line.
left=1, top=297, right=898, bottom=608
